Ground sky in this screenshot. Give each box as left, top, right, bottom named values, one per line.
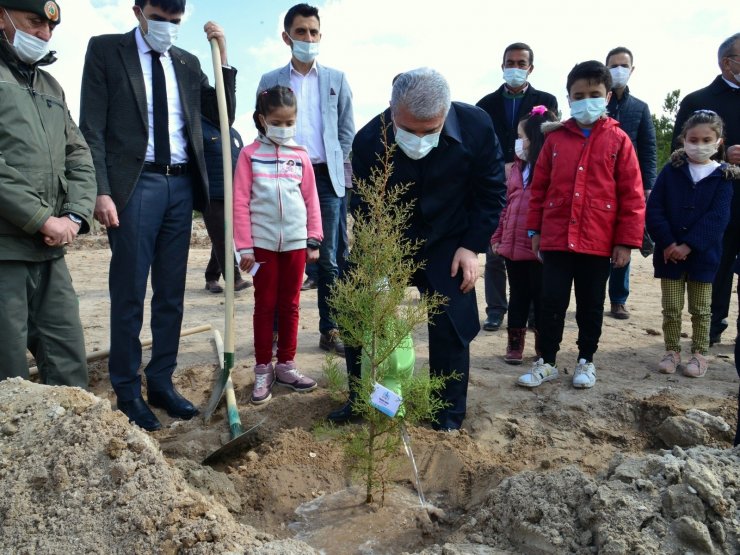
left=44, top=0, right=739, bottom=138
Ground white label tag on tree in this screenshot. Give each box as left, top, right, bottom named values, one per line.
left=370, top=382, right=402, bottom=417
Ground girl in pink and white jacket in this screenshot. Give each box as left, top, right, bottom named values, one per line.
left=491, top=106, right=558, bottom=364
left=234, top=86, right=323, bottom=405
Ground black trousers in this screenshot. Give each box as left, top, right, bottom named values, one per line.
left=539, top=251, right=611, bottom=364
left=710, top=224, right=740, bottom=339
left=503, top=258, right=542, bottom=329
left=734, top=286, right=740, bottom=447
left=344, top=269, right=473, bottom=431
left=202, top=199, right=242, bottom=282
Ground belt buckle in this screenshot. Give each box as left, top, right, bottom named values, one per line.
left=165, top=164, right=173, bottom=176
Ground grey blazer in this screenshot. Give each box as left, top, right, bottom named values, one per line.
left=79, top=29, right=237, bottom=212
left=257, top=63, right=354, bottom=196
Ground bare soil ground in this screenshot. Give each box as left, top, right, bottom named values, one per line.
left=2, top=223, right=738, bottom=554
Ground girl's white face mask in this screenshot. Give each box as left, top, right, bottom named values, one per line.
left=684, top=140, right=720, bottom=163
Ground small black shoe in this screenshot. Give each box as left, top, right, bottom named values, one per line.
left=483, top=315, right=503, bottom=331
left=709, top=320, right=728, bottom=346
left=147, top=386, right=199, bottom=420
left=117, top=397, right=162, bottom=432
left=234, top=277, right=252, bottom=291
left=319, top=329, right=345, bottom=355
left=205, top=280, right=224, bottom=294
left=301, top=277, right=318, bottom=291
left=327, top=401, right=361, bottom=424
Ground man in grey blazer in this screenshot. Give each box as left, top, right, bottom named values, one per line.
left=257, top=3, right=355, bottom=355
left=79, top=0, right=236, bottom=432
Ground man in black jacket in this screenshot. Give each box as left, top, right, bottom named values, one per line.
left=605, top=46, right=656, bottom=320
left=200, top=117, right=250, bottom=294
left=672, top=33, right=740, bottom=345
left=476, top=42, right=558, bottom=332
left=332, top=68, right=506, bottom=430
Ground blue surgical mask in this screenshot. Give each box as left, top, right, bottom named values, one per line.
left=394, top=126, right=440, bottom=160
left=290, top=37, right=319, bottom=64
left=503, top=68, right=528, bottom=88
left=4, top=10, right=50, bottom=64
left=569, top=98, right=607, bottom=125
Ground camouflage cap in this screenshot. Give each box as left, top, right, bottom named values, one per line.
left=0, top=1, right=61, bottom=24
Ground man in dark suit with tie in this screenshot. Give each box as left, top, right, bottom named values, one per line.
left=79, top=0, right=236, bottom=431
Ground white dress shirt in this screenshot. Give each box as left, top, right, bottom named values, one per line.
left=290, top=61, right=326, bottom=164
left=135, top=28, right=188, bottom=164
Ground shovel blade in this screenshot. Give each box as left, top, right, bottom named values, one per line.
left=202, top=416, right=266, bottom=465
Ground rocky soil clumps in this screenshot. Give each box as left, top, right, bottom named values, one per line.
left=0, top=379, right=315, bottom=555
left=451, top=445, right=740, bottom=554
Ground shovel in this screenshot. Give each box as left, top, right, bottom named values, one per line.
left=202, top=329, right=264, bottom=464
left=202, top=36, right=237, bottom=423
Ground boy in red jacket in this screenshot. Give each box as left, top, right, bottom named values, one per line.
left=520, top=60, right=645, bottom=390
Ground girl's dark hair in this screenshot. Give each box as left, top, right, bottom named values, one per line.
left=679, top=110, right=726, bottom=161
left=253, top=86, right=297, bottom=135
left=519, top=107, right=558, bottom=185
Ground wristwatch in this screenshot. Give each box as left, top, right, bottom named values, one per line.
left=66, top=213, right=83, bottom=226
left=527, top=230, right=539, bottom=239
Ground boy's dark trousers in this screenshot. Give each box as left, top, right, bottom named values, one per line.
left=539, top=251, right=612, bottom=364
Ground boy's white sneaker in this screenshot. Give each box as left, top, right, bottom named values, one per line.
left=517, top=358, right=559, bottom=388
left=573, top=358, right=596, bottom=389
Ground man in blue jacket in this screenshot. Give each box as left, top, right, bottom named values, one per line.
left=605, top=46, right=656, bottom=320
left=331, top=68, right=506, bottom=431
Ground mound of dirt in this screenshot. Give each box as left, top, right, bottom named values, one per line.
left=0, top=379, right=317, bottom=555
left=448, top=445, right=740, bottom=554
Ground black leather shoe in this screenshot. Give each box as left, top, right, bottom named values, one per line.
left=327, top=400, right=361, bottom=424
left=205, top=280, right=224, bottom=293
left=147, top=386, right=199, bottom=420
left=483, top=314, right=503, bottom=331
left=301, top=277, right=318, bottom=291
left=117, top=397, right=162, bottom=432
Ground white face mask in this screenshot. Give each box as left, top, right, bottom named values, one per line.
left=265, top=124, right=296, bottom=145
left=514, top=138, right=528, bottom=161
left=4, top=10, right=50, bottom=64
left=394, top=126, right=440, bottom=160
left=502, top=67, right=528, bottom=88
left=141, top=16, right=179, bottom=53
left=609, top=66, right=631, bottom=89
left=684, top=141, right=720, bottom=163
left=290, top=37, right=319, bottom=64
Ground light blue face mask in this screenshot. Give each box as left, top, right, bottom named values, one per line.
left=503, top=68, right=528, bottom=88
left=394, top=126, right=441, bottom=160
left=290, top=37, right=319, bottom=64
left=569, top=97, right=607, bottom=125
